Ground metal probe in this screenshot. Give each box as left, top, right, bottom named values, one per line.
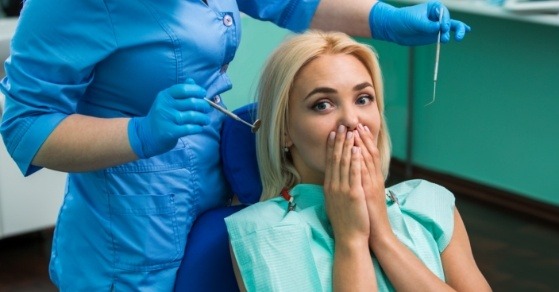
left=204, top=98, right=261, bottom=133
left=427, top=8, right=444, bottom=106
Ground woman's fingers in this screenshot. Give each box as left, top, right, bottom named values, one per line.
left=365, top=126, right=383, bottom=181
left=355, top=124, right=387, bottom=221
left=324, top=130, right=336, bottom=185
left=355, top=125, right=376, bottom=182
left=356, top=124, right=383, bottom=180
left=326, top=125, right=353, bottom=190
left=350, top=146, right=362, bottom=190
left=340, top=128, right=355, bottom=188
left=331, top=125, right=347, bottom=186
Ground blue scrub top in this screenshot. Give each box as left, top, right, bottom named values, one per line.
left=0, top=0, right=319, bottom=290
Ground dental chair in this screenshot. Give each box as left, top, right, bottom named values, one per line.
left=174, top=103, right=261, bottom=291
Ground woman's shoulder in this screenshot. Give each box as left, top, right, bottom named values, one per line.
left=388, top=179, right=456, bottom=250
left=225, top=198, right=286, bottom=236
left=389, top=179, right=455, bottom=205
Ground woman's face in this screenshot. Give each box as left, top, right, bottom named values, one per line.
left=286, top=53, right=381, bottom=184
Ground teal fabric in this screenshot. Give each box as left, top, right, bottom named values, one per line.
left=225, top=179, right=455, bottom=291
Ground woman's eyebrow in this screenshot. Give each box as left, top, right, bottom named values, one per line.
left=354, top=82, right=373, bottom=91
left=304, top=87, right=337, bottom=100
left=304, top=82, right=373, bottom=100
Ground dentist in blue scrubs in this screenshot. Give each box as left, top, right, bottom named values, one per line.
left=0, top=0, right=469, bottom=290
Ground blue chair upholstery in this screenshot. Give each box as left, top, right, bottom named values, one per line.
left=174, top=205, right=246, bottom=292
left=174, top=103, right=260, bottom=291
left=219, top=103, right=262, bottom=204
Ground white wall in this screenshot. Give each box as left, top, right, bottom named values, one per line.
left=0, top=17, right=65, bottom=238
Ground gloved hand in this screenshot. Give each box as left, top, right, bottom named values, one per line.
left=128, top=78, right=211, bottom=159
left=369, top=1, right=471, bottom=46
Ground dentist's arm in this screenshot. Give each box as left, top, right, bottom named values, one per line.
left=32, top=79, right=211, bottom=172
left=32, top=115, right=136, bottom=172
left=310, top=0, right=470, bottom=45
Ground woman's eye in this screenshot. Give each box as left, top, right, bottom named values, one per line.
left=312, top=101, right=333, bottom=111
left=356, top=95, right=374, bottom=105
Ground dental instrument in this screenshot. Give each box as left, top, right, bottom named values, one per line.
left=204, top=98, right=261, bottom=133
left=427, top=8, right=444, bottom=106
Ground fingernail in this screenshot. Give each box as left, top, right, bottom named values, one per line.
left=338, top=125, right=346, bottom=133
left=346, top=131, right=353, bottom=139
left=364, top=126, right=371, bottom=133
left=329, top=131, right=335, bottom=141
left=352, top=146, right=360, bottom=154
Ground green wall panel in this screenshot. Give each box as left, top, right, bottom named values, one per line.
left=360, top=38, right=411, bottom=161
left=411, top=12, right=559, bottom=206
left=221, top=18, right=291, bottom=110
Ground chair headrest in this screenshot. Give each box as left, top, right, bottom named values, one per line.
left=220, top=103, right=262, bottom=204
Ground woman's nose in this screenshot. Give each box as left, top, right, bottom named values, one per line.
left=338, top=107, right=359, bottom=130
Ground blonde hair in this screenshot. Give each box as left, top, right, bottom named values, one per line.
left=256, top=30, right=391, bottom=201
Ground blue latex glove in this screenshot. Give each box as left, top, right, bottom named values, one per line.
left=369, top=1, right=471, bottom=46
left=128, top=78, right=211, bottom=159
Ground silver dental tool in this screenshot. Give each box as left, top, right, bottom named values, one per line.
left=427, top=8, right=444, bottom=106
left=204, top=98, right=261, bottom=133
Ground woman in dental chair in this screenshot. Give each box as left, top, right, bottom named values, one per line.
left=224, top=31, right=491, bottom=291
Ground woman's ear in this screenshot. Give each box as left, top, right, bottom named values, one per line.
left=284, top=131, right=293, bottom=148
